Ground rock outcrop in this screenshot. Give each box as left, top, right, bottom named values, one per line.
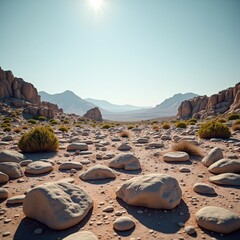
left=83, top=107, right=102, bottom=121
left=178, top=82, right=240, bottom=119
left=0, top=67, right=62, bottom=118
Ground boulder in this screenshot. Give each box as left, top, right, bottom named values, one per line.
left=163, top=151, right=189, bottom=162
left=0, top=171, right=9, bottom=183
left=83, top=107, right=102, bottom=122
left=113, top=216, right=135, bottom=231
left=23, top=182, right=93, bottom=230
left=195, top=206, right=240, bottom=234
left=116, top=173, right=182, bottom=209
left=208, top=159, right=240, bottom=174
left=117, top=143, right=132, bottom=151
left=209, top=173, right=240, bottom=186
left=59, top=162, right=83, bottom=170
left=67, top=143, right=88, bottom=151
left=62, top=231, right=98, bottom=240
left=0, top=150, right=24, bottom=163
left=193, top=183, right=216, bottom=195
left=0, top=162, right=23, bottom=179
left=80, top=164, right=116, bottom=180
left=202, top=147, right=223, bottom=167
left=25, top=161, right=53, bottom=175
left=109, top=153, right=141, bottom=170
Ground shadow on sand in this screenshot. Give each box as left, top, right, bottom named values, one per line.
left=24, top=152, right=57, bottom=161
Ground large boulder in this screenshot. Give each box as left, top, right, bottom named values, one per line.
left=25, top=161, right=53, bottom=175
left=116, top=173, right=182, bottom=209
left=0, top=150, right=24, bottom=163
left=83, top=107, right=102, bottom=122
left=195, top=206, right=240, bottom=234
left=209, top=173, right=240, bottom=186
left=208, top=159, right=240, bottom=174
left=80, top=164, right=116, bottom=180
left=109, top=153, right=141, bottom=170
left=202, top=147, right=223, bottom=167
left=23, top=182, right=93, bottom=230
left=0, top=162, right=23, bottom=179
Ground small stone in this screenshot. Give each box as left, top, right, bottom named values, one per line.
left=185, top=225, right=196, bottom=235
left=113, top=216, right=135, bottom=231
left=33, top=228, right=43, bottom=235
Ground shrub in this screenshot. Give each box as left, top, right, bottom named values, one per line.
left=171, top=140, right=202, bottom=156
left=233, top=119, right=240, bottom=126
left=162, top=122, right=170, bottom=129
left=176, top=122, right=187, bottom=128
left=102, top=124, right=111, bottom=129
left=198, top=121, right=231, bottom=139
left=3, top=117, right=12, bottom=122
left=232, top=124, right=240, bottom=131
left=22, top=125, right=28, bottom=130
left=18, top=126, right=59, bottom=153
left=49, top=119, right=58, bottom=125
left=1, top=123, right=10, bottom=128
left=28, top=119, right=37, bottom=124
left=119, top=131, right=130, bottom=138
left=75, top=124, right=82, bottom=128
left=227, top=113, right=240, bottom=121
left=59, top=126, right=68, bottom=132
left=3, top=127, right=11, bottom=132
left=38, top=116, right=47, bottom=121
left=152, top=125, right=159, bottom=131
left=127, top=125, right=134, bottom=130
left=13, top=127, right=22, bottom=133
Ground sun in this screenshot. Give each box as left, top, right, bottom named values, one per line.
left=88, top=0, right=104, bottom=12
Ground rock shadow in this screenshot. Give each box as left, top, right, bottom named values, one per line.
left=24, top=152, right=57, bottom=161
left=14, top=208, right=93, bottom=240
left=24, top=171, right=54, bottom=178
left=116, top=198, right=190, bottom=234
left=114, top=225, right=136, bottom=237
left=80, top=178, right=116, bottom=185
left=110, top=168, right=142, bottom=175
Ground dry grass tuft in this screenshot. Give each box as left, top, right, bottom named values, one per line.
left=119, top=131, right=130, bottom=138
left=171, top=140, right=202, bottom=156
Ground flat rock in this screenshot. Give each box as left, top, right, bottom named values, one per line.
left=67, top=143, right=88, bottom=151
left=25, top=161, right=53, bottom=175
left=147, top=142, right=164, bottom=148
left=184, top=225, right=196, bottom=235
left=116, top=173, right=182, bottom=209
left=113, top=216, right=135, bottom=231
left=0, top=171, right=9, bottom=183
left=80, top=164, right=116, bottom=180
left=59, top=162, right=83, bottom=170
left=208, top=159, right=240, bottom=174
left=62, top=231, right=98, bottom=240
left=209, top=173, right=240, bottom=186
left=23, top=181, right=93, bottom=230
left=117, top=143, right=132, bottom=151
left=0, top=188, right=9, bottom=199
left=109, top=153, right=141, bottom=170
left=202, top=147, right=223, bottom=167
left=179, top=167, right=191, bottom=173
left=163, top=151, right=189, bottom=162
left=195, top=206, right=240, bottom=234
left=0, top=150, right=24, bottom=163
left=7, top=195, right=25, bottom=205
left=20, top=160, right=33, bottom=167
left=193, top=183, right=216, bottom=195
left=0, top=162, right=23, bottom=179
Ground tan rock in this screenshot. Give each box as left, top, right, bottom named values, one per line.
left=209, top=173, right=240, bottom=186
left=163, top=151, right=189, bottom=162
left=25, top=161, right=53, bottom=175
left=113, top=216, right=135, bottom=231
left=83, top=107, right=102, bottom=121
left=208, top=159, right=240, bottom=174
left=202, top=147, right=223, bottom=167
left=0, top=162, right=23, bottom=179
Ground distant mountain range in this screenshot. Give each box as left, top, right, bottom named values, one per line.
left=39, top=91, right=198, bottom=121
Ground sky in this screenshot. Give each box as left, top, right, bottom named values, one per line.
left=0, top=0, right=240, bottom=107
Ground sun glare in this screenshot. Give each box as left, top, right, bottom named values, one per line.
left=88, top=0, right=104, bottom=12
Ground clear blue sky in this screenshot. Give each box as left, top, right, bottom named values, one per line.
left=0, top=0, right=240, bottom=106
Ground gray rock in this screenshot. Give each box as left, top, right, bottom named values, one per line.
left=0, top=188, right=9, bottom=199
left=59, top=162, right=83, bottom=170
left=209, top=173, right=240, bottom=186
left=208, top=159, right=240, bottom=174
left=0, top=150, right=24, bottom=163
left=193, top=183, right=216, bottom=195
left=163, top=151, right=189, bottom=162
left=117, top=143, right=132, bottom=151
left=25, top=161, right=53, bottom=175
left=202, top=147, right=223, bottom=167
left=67, top=143, right=88, bottom=151
left=0, top=162, right=23, bottom=179
left=0, top=171, right=9, bottom=183
left=113, top=216, right=135, bottom=231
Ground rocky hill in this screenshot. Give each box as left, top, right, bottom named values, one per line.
left=178, top=82, right=240, bottom=119
left=0, top=67, right=62, bottom=118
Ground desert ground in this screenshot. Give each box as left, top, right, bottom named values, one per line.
left=0, top=115, right=240, bottom=240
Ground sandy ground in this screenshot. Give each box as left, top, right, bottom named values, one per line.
left=0, top=125, right=240, bottom=240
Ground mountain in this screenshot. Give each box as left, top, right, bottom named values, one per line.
left=85, top=98, right=150, bottom=112
left=39, top=90, right=97, bottom=116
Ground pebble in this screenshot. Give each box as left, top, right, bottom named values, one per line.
left=185, top=225, right=196, bottom=235
left=2, top=232, right=11, bottom=237
left=33, top=228, right=43, bottom=234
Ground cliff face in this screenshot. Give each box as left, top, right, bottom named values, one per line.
left=178, top=82, right=240, bottom=119
left=0, top=67, right=62, bottom=118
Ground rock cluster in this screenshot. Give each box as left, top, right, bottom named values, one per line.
left=178, top=82, right=240, bottom=119
left=83, top=107, right=102, bottom=121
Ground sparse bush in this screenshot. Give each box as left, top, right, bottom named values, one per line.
left=38, top=116, right=47, bottom=121
left=232, top=124, right=240, bottom=131
left=1, top=123, right=10, bottom=128
left=13, top=127, right=22, bottom=133
left=3, top=117, right=12, bottom=122
left=127, top=125, right=134, bottom=130
left=22, top=125, right=28, bottom=130
left=227, top=113, right=240, bottom=121
left=63, top=120, right=69, bottom=124
left=187, top=118, right=197, bottom=125
left=102, top=124, right=111, bottom=129
left=28, top=119, right=37, bottom=124
left=171, top=140, right=202, bottom=156
left=217, top=118, right=226, bottom=123
left=75, top=124, right=82, bottom=128
left=176, top=122, right=187, bottom=128
left=59, top=126, right=68, bottom=132
left=18, top=126, right=59, bottom=153
left=198, top=121, right=231, bottom=139
left=233, top=119, right=240, bottom=126
left=152, top=125, right=159, bottom=131
left=162, top=122, right=171, bottom=129
left=3, top=127, right=11, bottom=132
left=119, top=131, right=130, bottom=138
left=49, top=119, right=58, bottom=125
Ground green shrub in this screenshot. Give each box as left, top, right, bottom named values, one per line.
left=28, top=119, right=37, bottom=124
left=3, top=127, right=11, bottom=132
left=102, top=124, right=111, bottom=129
left=233, top=119, right=240, bottom=126
left=162, top=122, right=171, bottom=129
left=18, top=126, right=59, bottom=153
left=127, top=125, right=134, bottom=130
left=217, top=118, right=226, bottom=123
left=227, top=113, right=239, bottom=121
left=198, top=121, right=231, bottom=139
left=59, top=126, right=68, bottom=132
left=33, top=114, right=40, bottom=120
left=176, top=122, right=187, bottom=128
left=3, top=117, right=12, bottom=122
left=1, top=123, right=10, bottom=128
left=38, top=116, right=47, bottom=121
left=49, top=119, right=58, bottom=125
